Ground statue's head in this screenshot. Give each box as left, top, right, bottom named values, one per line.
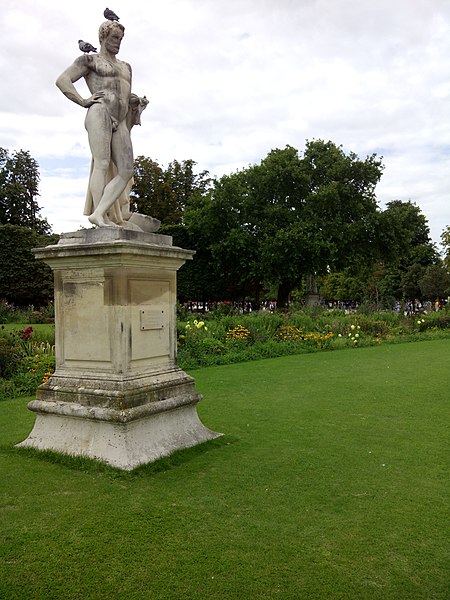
left=98, top=20, right=125, bottom=45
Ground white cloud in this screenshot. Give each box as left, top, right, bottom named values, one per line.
left=0, top=0, right=449, bottom=249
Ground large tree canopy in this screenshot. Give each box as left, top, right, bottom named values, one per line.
left=374, top=200, right=439, bottom=302
left=377, top=200, right=434, bottom=264
left=184, top=141, right=384, bottom=306
left=318, top=200, right=441, bottom=306
left=1, top=143, right=439, bottom=309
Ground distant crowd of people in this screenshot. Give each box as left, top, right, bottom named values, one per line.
left=400, top=299, right=447, bottom=315
left=181, top=298, right=448, bottom=314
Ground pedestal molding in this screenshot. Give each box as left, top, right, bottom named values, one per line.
left=27, top=392, right=202, bottom=423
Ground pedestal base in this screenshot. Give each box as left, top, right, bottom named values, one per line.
left=16, top=229, right=222, bottom=470
left=17, top=394, right=221, bottom=470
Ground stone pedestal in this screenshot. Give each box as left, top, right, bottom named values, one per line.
left=304, top=293, right=321, bottom=307
left=17, top=228, right=221, bottom=470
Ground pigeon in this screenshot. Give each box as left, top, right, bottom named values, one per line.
left=78, top=40, right=98, bottom=53
left=104, top=8, right=120, bottom=21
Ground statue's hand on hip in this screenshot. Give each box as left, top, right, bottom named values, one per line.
left=83, top=91, right=105, bottom=108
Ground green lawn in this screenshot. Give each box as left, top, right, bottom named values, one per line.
left=1, top=340, right=448, bottom=599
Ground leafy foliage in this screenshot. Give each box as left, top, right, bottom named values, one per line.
left=441, top=226, right=450, bottom=273
left=183, top=141, right=384, bottom=306
left=0, top=143, right=442, bottom=310
left=131, top=157, right=212, bottom=225
left=0, top=148, right=51, bottom=234
left=0, top=225, right=58, bottom=307
left=419, top=264, right=450, bottom=299
left=0, top=325, right=55, bottom=399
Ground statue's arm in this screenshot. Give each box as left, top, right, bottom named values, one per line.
left=55, top=56, right=103, bottom=108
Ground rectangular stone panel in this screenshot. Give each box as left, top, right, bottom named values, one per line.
left=61, top=279, right=111, bottom=363
left=130, top=280, right=170, bottom=361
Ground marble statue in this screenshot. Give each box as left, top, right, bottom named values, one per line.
left=56, top=20, right=159, bottom=231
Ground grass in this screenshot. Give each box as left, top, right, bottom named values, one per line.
left=1, top=339, right=448, bottom=599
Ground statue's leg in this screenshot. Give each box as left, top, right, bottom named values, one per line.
left=89, top=122, right=133, bottom=227
left=118, top=178, right=134, bottom=221
left=85, top=105, right=113, bottom=219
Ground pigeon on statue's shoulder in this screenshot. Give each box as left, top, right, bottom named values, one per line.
left=78, top=40, right=98, bottom=54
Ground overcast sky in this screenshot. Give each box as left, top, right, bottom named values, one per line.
left=1, top=0, right=449, bottom=250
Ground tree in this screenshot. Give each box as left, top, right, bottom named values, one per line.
left=158, top=222, right=223, bottom=304
left=419, top=264, right=450, bottom=300
left=441, top=226, right=450, bottom=273
left=187, top=142, right=384, bottom=307
left=130, top=157, right=211, bottom=225
left=401, top=263, right=426, bottom=302
left=0, top=225, right=58, bottom=306
left=377, top=200, right=433, bottom=265
left=318, top=270, right=366, bottom=304
left=374, top=200, right=439, bottom=303
left=165, top=159, right=211, bottom=210
left=183, top=169, right=264, bottom=303
left=0, top=149, right=56, bottom=307
left=0, top=148, right=51, bottom=234
left=301, top=140, right=382, bottom=271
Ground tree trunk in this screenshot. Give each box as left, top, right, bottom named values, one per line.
left=276, top=280, right=291, bottom=309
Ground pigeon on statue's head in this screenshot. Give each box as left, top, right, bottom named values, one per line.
left=78, top=40, right=98, bottom=53
left=104, top=8, right=120, bottom=21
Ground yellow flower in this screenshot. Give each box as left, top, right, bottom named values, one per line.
left=350, top=324, right=356, bottom=330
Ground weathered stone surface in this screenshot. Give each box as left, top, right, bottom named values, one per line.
left=128, top=213, right=161, bottom=233
left=34, top=368, right=197, bottom=410
left=56, top=19, right=152, bottom=230
left=17, top=233, right=221, bottom=469
left=57, top=227, right=171, bottom=247
left=18, top=399, right=218, bottom=470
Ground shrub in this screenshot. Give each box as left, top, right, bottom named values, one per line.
left=0, top=378, right=19, bottom=400
left=0, top=337, right=21, bottom=378
left=0, top=324, right=55, bottom=400
left=0, top=302, right=55, bottom=325
left=0, top=300, right=13, bottom=324
left=18, top=354, right=55, bottom=392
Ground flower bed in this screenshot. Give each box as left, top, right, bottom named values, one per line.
left=0, top=325, right=55, bottom=400
left=177, top=306, right=450, bottom=369
left=1, top=307, right=449, bottom=397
